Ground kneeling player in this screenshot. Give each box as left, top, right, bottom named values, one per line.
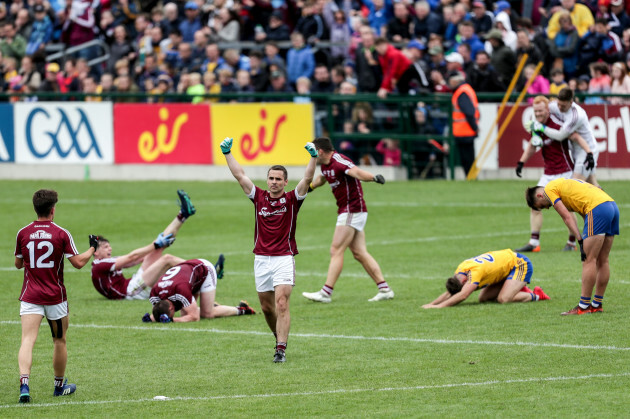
left=91, top=190, right=204, bottom=300
left=422, top=249, right=549, bottom=308
left=145, top=258, right=256, bottom=323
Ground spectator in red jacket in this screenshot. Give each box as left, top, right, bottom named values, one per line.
left=374, top=37, right=423, bottom=98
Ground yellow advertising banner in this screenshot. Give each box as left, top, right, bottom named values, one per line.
left=211, top=103, right=314, bottom=165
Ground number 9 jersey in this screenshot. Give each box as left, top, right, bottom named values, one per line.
left=15, top=221, right=79, bottom=305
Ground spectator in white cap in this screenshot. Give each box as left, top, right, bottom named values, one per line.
left=445, top=51, right=464, bottom=76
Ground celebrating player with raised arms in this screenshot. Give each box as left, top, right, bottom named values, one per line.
left=422, top=249, right=549, bottom=308
left=221, top=136, right=317, bottom=363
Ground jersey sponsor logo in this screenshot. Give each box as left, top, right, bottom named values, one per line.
left=158, top=280, right=173, bottom=288
left=258, top=206, right=287, bottom=217
left=15, top=103, right=114, bottom=164
left=330, top=180, right=340, bottom=189
left=29, top=230, right=53, bottom=240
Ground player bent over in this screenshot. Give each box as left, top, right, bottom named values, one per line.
left=90, top=190, right=217, bottom=300
left=302, top=136, right=393, bottom=303
left=15, top=189, right=97, bottom=403
left=526, top=178, right=619, bottom=315
left=222, top=136, right=316, bottom=363
left=145, top=258, right=256, bottom=322
left=516, top=95, right=596, bottom=253
left=422, top=249, right=550, bottom=308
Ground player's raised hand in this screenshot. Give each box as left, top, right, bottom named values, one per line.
left=142, top=313, right=152, bottom=323
left=89, top=235, right=99, bottom=251
left=220, top=137, right=233, bottom=155
left=374, top=174, right=385, bottom=184
left=515, top=161, right=524, bottom=178
left=305, top=142, right=318, bottom=158
left=154, top=232, right=175, bottom=249
left=577, top=239, right=587, bottom=262
left=584, top=152, right=595, bottom=170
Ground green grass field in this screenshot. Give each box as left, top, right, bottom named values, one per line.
left=0, top=178, right=628, bottom=417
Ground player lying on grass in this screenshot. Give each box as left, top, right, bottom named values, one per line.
left=144, top=258, right=256, bottom=323
left=91, top=190, right=217, bottom=300
left=422, top=249, right=550, bottom=308
left=526, top=178, right=619, bottom=315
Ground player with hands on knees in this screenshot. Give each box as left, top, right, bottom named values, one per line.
left=222, top=136, right=316, bottom=363
left=302, top=136, right=393, bottom=304
left=90, top=189, right=203, bottom=301
left=525, top=178, right=619, bottom=315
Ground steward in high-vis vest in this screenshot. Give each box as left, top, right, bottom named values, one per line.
left=449, top=72, right=480, bottom=176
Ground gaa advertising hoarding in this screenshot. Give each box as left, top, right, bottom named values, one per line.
left=14, top=102, right=114, bottom=164
left=0, top=104, right=14, bottom=163
left=497, top=104, right=630, bottom=168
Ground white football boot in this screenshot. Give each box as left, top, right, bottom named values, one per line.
left=368, top=288, right=394, bottom=302
left=302, top=290, right=332, bottom=303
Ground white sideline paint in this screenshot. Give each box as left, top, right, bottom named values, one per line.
left=1, top=321, right=629, bottom=351
left=1, top=372, right=628, bottom=409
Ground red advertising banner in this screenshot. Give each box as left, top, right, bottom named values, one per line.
left=498, top=104, right=630, bottom=168
left=114, top=104, right=212, bottom=164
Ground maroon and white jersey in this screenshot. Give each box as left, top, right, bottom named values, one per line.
left=91, top=258, right=130, bottom=300
left=320, top=152, right=367, bottom=214
left=248, top=186, right=305, bottom=256
left=149, top=259, right=212, bottom=312
left=15, top=221, right=79, bottom=305
left=540, top=117, right=574, bottom=175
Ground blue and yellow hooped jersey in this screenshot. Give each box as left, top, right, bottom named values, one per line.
left=544, top=178, right=614, bottom=216
left=454, top=249, right=519, bottom=289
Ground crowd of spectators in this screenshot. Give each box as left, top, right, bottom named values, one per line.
left=2, top=0, right=630, bottom=168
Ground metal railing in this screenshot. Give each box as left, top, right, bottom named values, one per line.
left=46, top=39, right=111, bottom=68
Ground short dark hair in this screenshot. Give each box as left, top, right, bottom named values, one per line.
left=525, top=186, right=541, bottom=210
left=374, top=36, right=387, bottom=45
left=558, top=87, right=573, bottom=102
left=446, top=276, right=463, bottom=294
left=32, top=189, right=58, bottom=217
left=96, top=236, right=109, bottom=245
left=153, top=300, right=172, bottom=320
left=268, top=165, right=288, bottom=180
left=313, top=137, right=334, bottom=152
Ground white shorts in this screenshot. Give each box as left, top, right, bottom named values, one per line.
left=537, top=170, right=573, bottom=187
left=126, top=268, right=150, bottom=300
left=20, top=301, right=68, bottom=320
left=571, top=146, right=598, bottom=177
left=254, top=255, right=295, bottom=292
left=336, top=212, right=368, bottom=232
left=199, top=259, right=217, bottom=293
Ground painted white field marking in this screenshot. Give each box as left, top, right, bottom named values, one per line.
left=1, top=321, right=628, bottom=351
left=1, top=372, right=628, bottom=409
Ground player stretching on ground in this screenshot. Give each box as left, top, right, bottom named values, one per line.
left=526, top=87, right=599, bottom=187
left=516, top=95, right=595, bottom=253
left=15, top=189, right=97, bottom=403
left=146, top=258, right=256, bottom=322
left=526, top=179, right=619, bottom=315
left=90, top=190, right=218, bottom=301
left=221, top=137, right=316, bottom=363
left=302, top=136, right=393, bottom=303
left=422, top=249, right=549, bottom=308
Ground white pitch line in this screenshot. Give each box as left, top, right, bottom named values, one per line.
left=1, top=372, right=628, bottom=410
left=1, top=321, right=628, bottom=351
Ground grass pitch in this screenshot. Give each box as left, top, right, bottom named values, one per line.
left=0, top=178, right=628, bottom=417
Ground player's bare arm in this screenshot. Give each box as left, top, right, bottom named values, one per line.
left=15, top=257, right=23, bottom=269
left=68, top=247, right=97, bottom=269
left=424, top=291, right=452, bottom=307
left=429, top=282, right=478, bottom=308
left=114, top=243, right=159, bottom=270
left=310, top=174, right=326, bottom=189
left=296, top=146, right=317, bottom=196
left=222, top=137, right=255, bottom=195
left=175, top=301, right=201, bottom=322
left=552, top=201, right=582, bottom=240
left=347, top=166, right=385, bottom=183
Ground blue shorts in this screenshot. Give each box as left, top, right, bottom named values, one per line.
left=507, top=253, right=533, bottom=284
left=583, top=201, right=620, bottom=239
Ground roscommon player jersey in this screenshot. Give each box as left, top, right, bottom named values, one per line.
left=544, top=178, right=614, bottom=216
left=15, top=221, right=79, bottom=305
left=320, top=152, right=367, bottom=214
left=454, top=249, right=519, bottom=289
